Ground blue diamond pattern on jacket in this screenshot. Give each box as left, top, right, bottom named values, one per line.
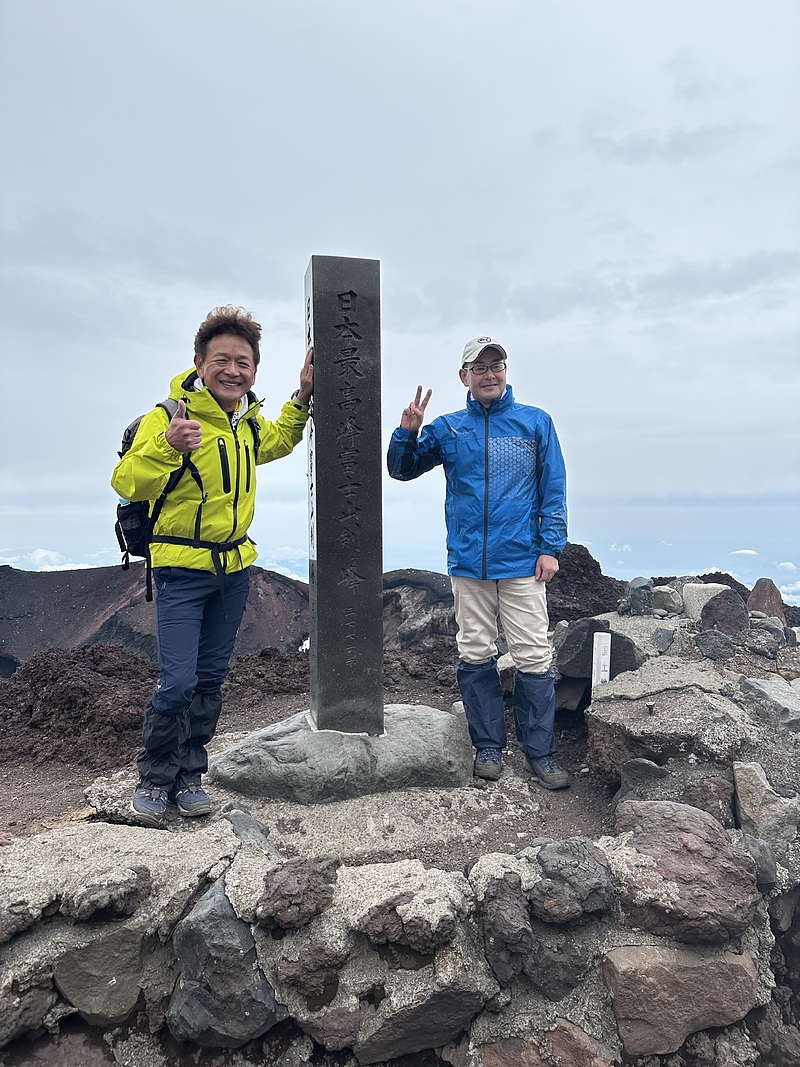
left=488, top=436, right=537, bottom=498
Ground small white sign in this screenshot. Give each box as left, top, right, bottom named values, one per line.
left=592, top=632, right=611, bottom=687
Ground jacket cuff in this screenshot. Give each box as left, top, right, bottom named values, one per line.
left=152, top=430, right=184, bottom=464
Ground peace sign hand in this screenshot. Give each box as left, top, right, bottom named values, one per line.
left=400, top=386, right=432, bottom=433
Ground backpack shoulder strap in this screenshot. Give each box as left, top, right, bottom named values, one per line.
left=141, top=399, right=188, bottom=600
left=157, top=398, right=179, bottom=420
left=247, top=415, right=261, bottom=457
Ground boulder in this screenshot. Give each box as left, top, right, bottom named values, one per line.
left=587, top=686, right=752, bottom=784
left=733, top=762, right=800, bottom=853
left=682, top=583, right=731, bottom=621
left=167, top=877, right=279, bottom=1048
left=382, top=569, right=456, bottom=649
left=610, top=759, right=735, bottom=826
left=740, top=834, right=779, bottom=892
left=651, top=585, right=683, bottom=614
left=753, top=617, right=788, bottom=647
left=739, top=678, right=800, bottom=732
left=617, top=577, right=653, bottom=617
left=694, top=629, right=735, bottom=660
left=744, top=630, right=781, bottom=659
left=651, top=627, right=676, bottom=653
left=255, top=855, right=341, bottom=932
left=588, top=656, right=728, bottom=701
left=747, top=578, right=787, bottom=625
left=603, top=800, right=760, bottom=942
left=208, top=704, right=473, bottom=803
left=475, top=870, right=534, bottom=986
left=554, top=618, right=646, bottom=681
left=526, top=838, right=613, bottom=924
left=603, top=945, right=760, bottom=1056
left=699, top=588, right=749, bottom=636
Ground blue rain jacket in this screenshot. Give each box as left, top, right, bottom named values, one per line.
left=387, top=386, right=567, bottom=579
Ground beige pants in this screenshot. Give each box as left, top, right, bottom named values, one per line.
left=451, top=575, right=552, bottom=674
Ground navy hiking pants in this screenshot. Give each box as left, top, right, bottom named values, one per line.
left=137, top=565, right=250, bottom=789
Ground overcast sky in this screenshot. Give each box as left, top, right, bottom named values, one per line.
left=1, top=0, right=798, bottom=603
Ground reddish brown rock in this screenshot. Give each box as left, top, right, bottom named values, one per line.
left=541, top=1019, right=618, bottom=1067
left=468, top=1022, right=616, bottom=1067
left=299, top=1004, right=363, bottom=1051
left=613, top=800, right=760, bottom=942
left=747, top=577, right=787, bottom=625
left=604, top=944, right=760, bottom=1056
left=255, top=856, right=340, bottom=931
left=477, top=1037, right=549, bottom=1066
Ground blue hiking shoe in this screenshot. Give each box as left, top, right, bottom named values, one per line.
left=172, top=785, right=213, bottom=817
left=526, top=755, right=570, bottom=790
left=474, top=747, right=503, bottom=781
left=131, top=783, right=169, bottom=826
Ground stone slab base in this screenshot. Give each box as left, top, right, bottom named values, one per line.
left=208, top=704, right=473, bottom=804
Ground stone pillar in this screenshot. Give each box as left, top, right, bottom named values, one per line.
left=304, top=256, right=384, bottom=734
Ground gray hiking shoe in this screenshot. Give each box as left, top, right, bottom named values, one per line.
left=474, top=747, right=503, bottom=781
left=131, top=783, right=169, bottom=826
left=526, top=755, right=570, bottom=790
left=172, top=785, right=213, bottom=817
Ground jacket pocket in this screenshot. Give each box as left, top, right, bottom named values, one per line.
left=244, top=443, right=252, bottom=493
left=217, top=439, right=231, bottom=493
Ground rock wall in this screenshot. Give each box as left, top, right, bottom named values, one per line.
left=2, top=573, right=800, bottom=1066
left=1, top=796, right=795, bottom=1066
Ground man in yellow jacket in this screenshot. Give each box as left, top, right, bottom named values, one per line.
left=112, top=305, right=313, bottom=826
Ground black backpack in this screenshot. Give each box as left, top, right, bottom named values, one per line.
left=114, top=399, right=187, bottom=600
left=115, top=398, right=262, bottom=600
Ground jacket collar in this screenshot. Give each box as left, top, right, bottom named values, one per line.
left=466, top=384, right=514, bottom=416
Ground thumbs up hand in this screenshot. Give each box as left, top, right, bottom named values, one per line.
left=165, top=399, right=202, bottom=453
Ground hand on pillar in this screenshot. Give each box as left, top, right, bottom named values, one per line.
left=295, top=347, right=314, bottom=405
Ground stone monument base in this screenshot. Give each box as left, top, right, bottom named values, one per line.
left=207, top=704, right=472, bottom=804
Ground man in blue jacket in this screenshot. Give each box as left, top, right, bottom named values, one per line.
left=387, top=337, right=569, bottom=788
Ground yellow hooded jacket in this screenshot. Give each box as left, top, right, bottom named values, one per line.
left=111, top=368, right=309, bottom=574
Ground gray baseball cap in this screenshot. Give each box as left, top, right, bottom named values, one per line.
left=461, top=337, right=508, bottom=366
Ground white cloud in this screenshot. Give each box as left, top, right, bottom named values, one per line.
left=779, top=580, right=800, bottom=606
left=777, top=561, right=798, bottom=573
left=610, top=544, right=632, bottom=553
left=22, top=549, right=94, bottom=572
left=29, top=549, right=68, bottom=568
left=730, top=549, right=758, bottom=556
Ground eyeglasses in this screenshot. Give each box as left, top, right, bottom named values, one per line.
left=465, top=361, right=507, bottom=376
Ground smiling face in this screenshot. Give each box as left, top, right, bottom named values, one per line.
left=195, top=332, right=257, bottom=412
left=459, top=346, right=507, bottom=408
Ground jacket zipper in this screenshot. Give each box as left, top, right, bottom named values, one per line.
left=482, top=409, right=489, bottom=580
left=244, top=443, right=252, bottom=493
left=229, top=434, right=242, bottom=538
